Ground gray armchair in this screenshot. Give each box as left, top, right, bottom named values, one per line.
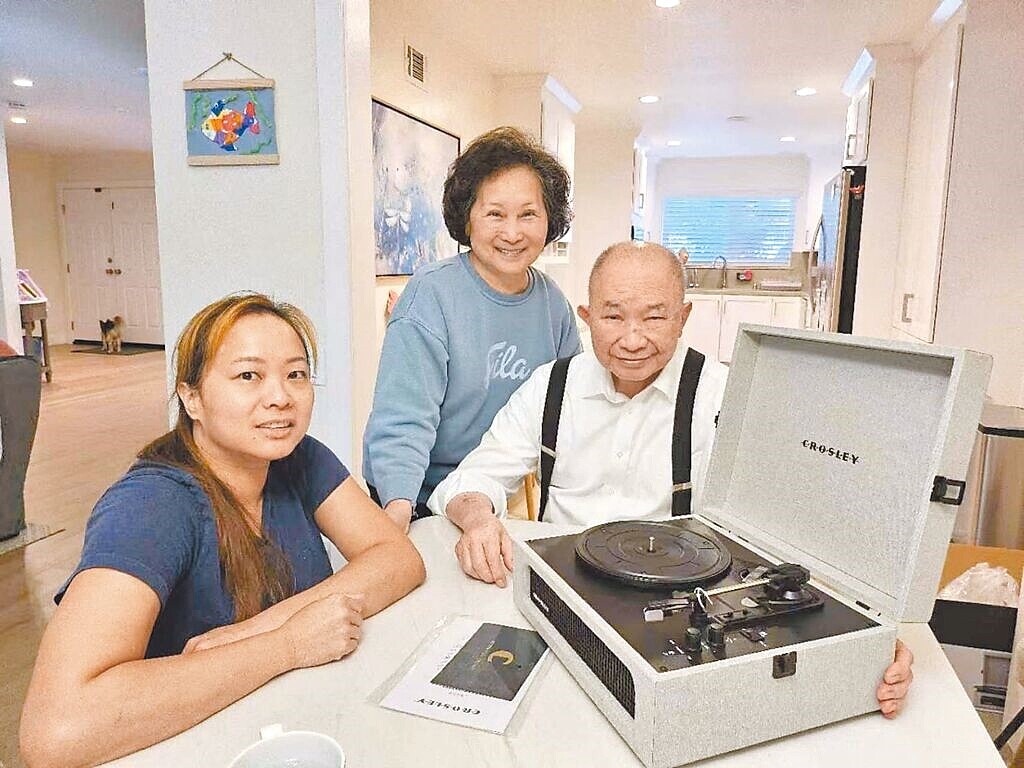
left=0, top=355, right=41, bottom=540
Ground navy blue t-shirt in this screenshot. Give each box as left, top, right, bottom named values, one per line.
left=56, top=435, right=349, bottom=658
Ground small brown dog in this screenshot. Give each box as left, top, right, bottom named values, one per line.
left=99, top=315, right=124, bottom=353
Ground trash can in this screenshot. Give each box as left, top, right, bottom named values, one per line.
left=953, top=403, right=1024, bottom=548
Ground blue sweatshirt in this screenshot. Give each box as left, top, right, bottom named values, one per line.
left=363, top=253, right=581, bottom=507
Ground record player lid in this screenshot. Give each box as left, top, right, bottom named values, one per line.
left=701, top=326, right=990, bottom=622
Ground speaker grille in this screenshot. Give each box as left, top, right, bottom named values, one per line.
left=530, top=568, right=635, bottom=717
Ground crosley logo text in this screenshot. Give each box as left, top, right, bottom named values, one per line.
left=801, top=440, right=860, bottom=465
left=416, top=698, right=480, bottom=715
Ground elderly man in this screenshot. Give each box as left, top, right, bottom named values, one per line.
left=428, top=240, right=914, bottom=717
left=429, top=241, right=724, bottom=555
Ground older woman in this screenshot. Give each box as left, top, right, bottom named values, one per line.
left=363, top=127, right=581, bottom=531
left=20, top=293, right=425, bottom=768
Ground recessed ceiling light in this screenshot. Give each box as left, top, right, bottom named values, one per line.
left=667, top=140, right=682, bottom=147
left=655, top=0, right=681, bottom=7
left=794, top=87, right=817, bottom=97
left=639, top=95, right=660, bottom=104
left=780, top=136, right=797, bottom=142
left=10, top=116, right=28, bottom=124
left=12, top=78, right=33, bottom=88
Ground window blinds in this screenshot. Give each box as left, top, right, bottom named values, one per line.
left=661, top=196, right=796, bottom=265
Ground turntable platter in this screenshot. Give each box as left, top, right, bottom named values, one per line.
left=575, top=520, right=732, bottom=587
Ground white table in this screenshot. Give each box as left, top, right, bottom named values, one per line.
left=105, top=518, right=1004, bottom=767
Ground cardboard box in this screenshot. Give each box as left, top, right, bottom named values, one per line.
left=930, top=543, right=1024, bottom=653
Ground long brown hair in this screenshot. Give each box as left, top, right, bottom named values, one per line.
left=139, top=292, right=319, bottom=621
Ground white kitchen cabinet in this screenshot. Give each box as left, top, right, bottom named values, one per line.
left=771, top=296, right=807, bottom=329
left=683, top=294, right=808, bottom=364
left=844, top=80, right=873, bottom=164
left=890, top=19, right=963, bottom=342
left=681, top=295, right=721, bottom=360
left=719, top=296, right=774, bottom=363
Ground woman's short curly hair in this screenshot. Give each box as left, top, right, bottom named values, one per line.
left=442, top=126, right=573, bottom=248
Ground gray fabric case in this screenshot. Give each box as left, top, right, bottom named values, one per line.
left=513, top=325, right=991, bottom=767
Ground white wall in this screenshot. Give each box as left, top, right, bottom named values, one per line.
left=367, top=0, right=502, bottom=355
left=648, top=154, right=810, bottom=257
left=54, top=152, right=154, bottom=183
left=7, top=153, right=65, bottom=343
left=933, top=0, right=1024, bottom=406
left=0, top=125, right=22, bottom=352
left=370, top=0, right=497, bottom=147
left=804, top=149, right=841, bottom=248
left=571, top=122, right=637, bottom=307
left=144, top=0, right=361, bottom=461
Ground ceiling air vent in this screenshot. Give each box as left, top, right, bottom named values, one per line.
left=405, top=44, right=426, bottom=88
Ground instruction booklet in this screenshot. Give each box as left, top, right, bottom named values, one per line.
left=379, top=616, right=548, bottom=733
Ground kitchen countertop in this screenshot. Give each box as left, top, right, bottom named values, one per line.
left=687, top=287, right=809, bottom=297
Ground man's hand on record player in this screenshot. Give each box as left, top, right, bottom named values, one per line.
left=447, top=492, right=515, bottom=588
left=877, top=639, right=914, bottom=718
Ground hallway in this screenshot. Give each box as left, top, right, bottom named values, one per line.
left=0, top=346, right=166, bottom=766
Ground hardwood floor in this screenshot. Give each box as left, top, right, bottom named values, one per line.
left=0, top=345, right=168, bottom=768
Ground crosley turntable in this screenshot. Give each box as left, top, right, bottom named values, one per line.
left=513, top=326, right=991, bottom=767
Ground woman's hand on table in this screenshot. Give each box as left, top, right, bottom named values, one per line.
left=877, top=639, right=914, bottom=718
left=182, top=592, right=366, bottom=665
left=279, top=593, right=365, bottom=668
left=448, top=493, right=515, bottom=588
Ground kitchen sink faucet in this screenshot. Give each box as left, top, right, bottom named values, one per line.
left=712, top=255, right=728, bottom=289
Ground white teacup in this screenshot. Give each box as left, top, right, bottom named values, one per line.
left=228, top=724, right=345, bottom=768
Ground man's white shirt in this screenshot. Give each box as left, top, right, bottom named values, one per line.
left=428, top=340, right=729, bottom=527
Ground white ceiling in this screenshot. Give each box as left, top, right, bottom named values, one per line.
left=401, top=0, right=942, bottom=160
left=0, top=0, right=150, bottom=154
left=0, top=1, right=941, bottom=160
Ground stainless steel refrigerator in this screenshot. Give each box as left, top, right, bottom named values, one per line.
left=811, top=165, right=866, bottom=333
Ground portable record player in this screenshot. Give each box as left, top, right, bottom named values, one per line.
left=512, top=325, right=991, bottom=767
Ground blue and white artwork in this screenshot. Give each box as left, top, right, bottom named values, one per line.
left=372, top=101, right=460, bottom=276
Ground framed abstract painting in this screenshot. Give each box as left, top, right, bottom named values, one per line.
left=372, top=100, right=460, bottom=276
left=183, top=78, right=279, bottom=165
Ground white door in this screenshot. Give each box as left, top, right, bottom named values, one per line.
left=681, top=295, right=721, bottom=360
left=64, top=186, right=164, bottom=344
left=111, top=188, right=163, bottom=344
left=65, top=188, right=117, bottom=342
left=719, top=296, right=773, bottom=363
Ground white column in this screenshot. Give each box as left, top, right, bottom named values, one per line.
left=144, top=0, right=364, bottom=459
left=0, top=122, right=23, bottom=352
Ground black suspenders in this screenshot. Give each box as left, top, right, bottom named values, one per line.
left=539, top=356, right=574, bottom=521
left=671, top=348, right=706, bottom=516
left=537, top=348, right=706, bottom=521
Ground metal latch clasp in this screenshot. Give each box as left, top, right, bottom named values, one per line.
left=931, top=476, right=966, bottom=506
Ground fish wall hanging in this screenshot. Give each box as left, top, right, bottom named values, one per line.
left=183, top=53, right=279, bottom=166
